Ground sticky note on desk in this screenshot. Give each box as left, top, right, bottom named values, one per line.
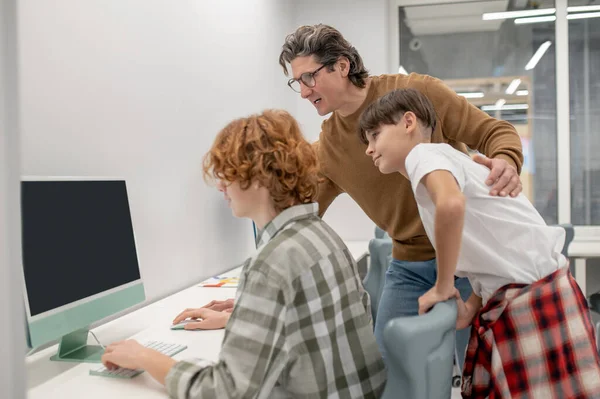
left=198, top=276, right=239, bottom=288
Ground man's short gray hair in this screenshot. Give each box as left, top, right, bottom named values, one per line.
left=279, top=24, right=369, bottom=88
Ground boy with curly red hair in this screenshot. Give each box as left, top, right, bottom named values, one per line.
left=101, top=110, right=386, bottom=398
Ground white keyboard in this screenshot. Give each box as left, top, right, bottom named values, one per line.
left=89, top=341, right=187, bottom=379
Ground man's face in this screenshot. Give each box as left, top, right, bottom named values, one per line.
left=289, top=56, right=345, bottom=116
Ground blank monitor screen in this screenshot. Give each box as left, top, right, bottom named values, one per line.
left=21, top=180, right=141, bottom=317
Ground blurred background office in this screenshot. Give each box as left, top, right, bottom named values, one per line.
left=2, top=0, right=599, bottom=397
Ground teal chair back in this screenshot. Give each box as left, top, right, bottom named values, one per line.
left=364, top=230, right=392, bottom=324
left=374, top=226, right=387, bottom=239
left=381, top=300, right=457, bottom=399
left=559, top=223, right=574, bottom=257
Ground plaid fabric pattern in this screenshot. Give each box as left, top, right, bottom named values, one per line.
left=165, top=203, right=386, bottom=399
left=461, top=267, right=600, bottom=399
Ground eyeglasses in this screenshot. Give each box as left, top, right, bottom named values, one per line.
left=287, top=64, right=328, bottom=93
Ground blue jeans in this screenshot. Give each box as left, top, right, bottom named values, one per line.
left=373, top=258, right=472, bottom=368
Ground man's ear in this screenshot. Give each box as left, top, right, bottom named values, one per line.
left=337, top=57, right=350, bottom=78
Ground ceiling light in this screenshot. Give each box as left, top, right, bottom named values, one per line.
left=481, top=104, right=529, bottom=111
left=525, top=41, right=552, bottom=70
left=515, top=15, right=557, bottom=24
left=516, top=90, right=529, bottom=96
left=483, top=8, right=555, bottom=20
left=505, top=79, right=521, bottom=95
left=486, top=5, right=600, bottom=23
left=457, top=91, right=485, bottom=99
left=567, top=11, right=600, bottom=20
left=568, top=5, right=600, bottom=12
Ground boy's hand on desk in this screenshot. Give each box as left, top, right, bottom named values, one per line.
left=172, top=308, right=231, bottom=330
left=202, top=298, right=235, bottom=312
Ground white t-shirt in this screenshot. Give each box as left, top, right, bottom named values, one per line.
left=405, top=143, right=567, bottom=304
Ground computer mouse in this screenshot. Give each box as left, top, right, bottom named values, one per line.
left=170, top=319, right=199, bottom=330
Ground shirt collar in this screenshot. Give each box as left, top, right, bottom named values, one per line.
left=256, top=203, right=319, bottom=247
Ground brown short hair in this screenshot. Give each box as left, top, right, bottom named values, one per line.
left=279, top=24, right=369, bottom=88
left=203, top=110, right=319, bottom=213
left=358, top=89, right=437, bottom=144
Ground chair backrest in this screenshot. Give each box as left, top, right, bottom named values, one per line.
left=363, top=237, right=392, bottom=324
left=558, top=223, right=574, bottom=257
left=381, top=300, right=457, bottom=399
left=374, top=226, right=386, bottom=239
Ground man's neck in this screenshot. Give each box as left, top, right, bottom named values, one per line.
left=336, top=78, right=371, bottom=117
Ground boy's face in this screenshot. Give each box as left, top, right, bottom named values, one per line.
left=365, top=113, right=419, bottom=174
left=217, top=180, right=268, bottom=219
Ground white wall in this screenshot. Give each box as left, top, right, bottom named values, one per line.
left=18, top=0, right=295, bottom=301
left=290, top=0, right=390, bottom=241
left=1, top=0, right=26, bottom=396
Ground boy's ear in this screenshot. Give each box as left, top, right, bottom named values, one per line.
left=403, top=111, right=418, bottom=134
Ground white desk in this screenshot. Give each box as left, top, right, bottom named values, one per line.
left=27, top=283, right=235, bottom=399
left=26, top=243, right=369, bottom=398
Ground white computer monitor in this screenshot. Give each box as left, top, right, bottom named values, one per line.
left=20, top=176, right=146, bottom=363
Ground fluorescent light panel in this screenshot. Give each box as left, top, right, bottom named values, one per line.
left=515, top=15, right=556, bottom=24
left=481, top=104, right=529, bottom=111
left=457, top=91, right=484, bottom=99
left=516, top=90, right=529, bottom=96
left=568, top=5, right=600, bottom=12
left=483, top=8, right=554, bottom=20
left=486, top=4, right=600, bottom=23
left=567, top=11, right=600, bottom=20
left=525, top=41, right=552, bottom=70
left=505, top=79, right=521, bottom=95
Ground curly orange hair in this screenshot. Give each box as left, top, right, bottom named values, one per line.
left=203, top=109, right=320, bottom=213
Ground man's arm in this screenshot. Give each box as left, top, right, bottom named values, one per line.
left=417, top=170, right=465, bottom=314
left=312, top=141, right=343, bottom=217
left=423, top=77, right=524, bottom=197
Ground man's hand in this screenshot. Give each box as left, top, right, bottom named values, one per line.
left=201, top=298, right=235, bottom=312
left=473, top=155, right=521, bottom=197
left=418, top=285, right=458, bottom=315
left=172, top=308, right=231, bottom=330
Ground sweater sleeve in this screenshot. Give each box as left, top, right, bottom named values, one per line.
left=312, top=141, right=344, bottom=217
left=423, top=76, right=524, bottom=173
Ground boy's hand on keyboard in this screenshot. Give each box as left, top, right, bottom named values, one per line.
left=101, top=340, right=151, bottom=370
left=172, top=308, right=231, bottom=330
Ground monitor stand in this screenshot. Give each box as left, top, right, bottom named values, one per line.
left=50, top=327, right=104, bottom=363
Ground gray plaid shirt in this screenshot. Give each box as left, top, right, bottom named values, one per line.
left=165, top=203, right=386, bottom=398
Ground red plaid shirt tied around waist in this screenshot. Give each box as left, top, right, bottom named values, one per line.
left=462, top=266, right=600, bottom=399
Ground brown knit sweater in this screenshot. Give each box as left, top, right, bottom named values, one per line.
left=315, top=73, right=523, bottom=261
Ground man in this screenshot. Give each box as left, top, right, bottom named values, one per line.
left=277, top=24, right=523, bottom=360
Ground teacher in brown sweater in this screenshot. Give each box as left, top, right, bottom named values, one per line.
left=278, top=24, right=523, bottom=363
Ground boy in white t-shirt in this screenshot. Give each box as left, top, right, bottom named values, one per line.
left=358, top=88, right=600, bottom=398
